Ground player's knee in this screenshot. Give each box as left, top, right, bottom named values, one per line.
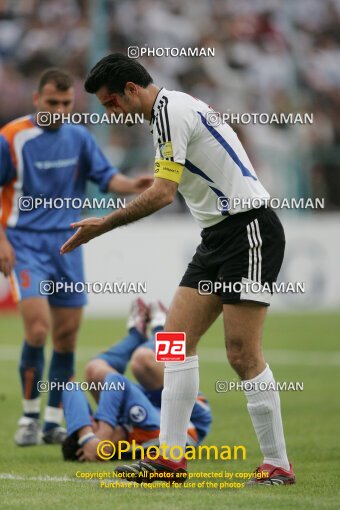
left=84, top=359, right=104, bottom=383
left=130, top=347, right=155, bottom=379
left=226, top=338, right=260, bottom=378
left=27, top=319, right=49, bottom=346
left=53, top=324, right=78, bottom=352
left=85, top=358, right=112, bottom=384
left=84, top=359, right=97, bottom=383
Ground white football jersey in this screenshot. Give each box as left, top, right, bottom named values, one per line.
left=150, top=88, right=270, bottom=228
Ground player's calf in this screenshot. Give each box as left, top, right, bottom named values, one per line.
left=130, top=347, right=163, bottom=390
left=226, top=346, right=265, bottom=381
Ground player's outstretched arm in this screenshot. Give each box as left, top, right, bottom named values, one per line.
left=108, top=173, right=154, bottom=195
left=60, top=177, right=177, bottom=254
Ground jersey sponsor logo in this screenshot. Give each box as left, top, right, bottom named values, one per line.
left=155, top=332, right=186, bottom=362
left=153, top=159, right=183, bottom=184
left=34, top=157, right=78, bottom=170
left=129, top=405, right=147, bottom=423
left=159, top=141, right=173, bottom=158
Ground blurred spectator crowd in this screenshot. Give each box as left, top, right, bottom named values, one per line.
left=0, top=0, right=339, bottom=211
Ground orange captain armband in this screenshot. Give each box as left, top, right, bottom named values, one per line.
left=154, top=159, right=184, bottom=184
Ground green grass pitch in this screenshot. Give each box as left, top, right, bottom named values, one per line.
left=0, top=311, right=339, bottom=510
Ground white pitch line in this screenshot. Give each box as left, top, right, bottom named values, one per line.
left=0, top=474, right=140, bottom=486
left=0, top=473, right=123, bottom=485
left=0, top=346, right=339, bottom=366
left=0, top=473, right=79, bottom=483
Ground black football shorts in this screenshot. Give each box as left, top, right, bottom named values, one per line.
left=179, top=206, right=285, bottom=306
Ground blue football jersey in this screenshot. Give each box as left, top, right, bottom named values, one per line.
left=0, top=115, right=117, bottom=231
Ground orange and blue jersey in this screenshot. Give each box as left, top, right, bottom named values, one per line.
left=62, top=372, right=212, bottom=448
left=63, top=373, right=161, bottom=440
left=0, top=114, right=117, bottom=306
left=0, top=114, right=117, bottom=231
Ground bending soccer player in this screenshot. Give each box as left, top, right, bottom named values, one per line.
left=62, top=299, right=212, bottom=464
left=60, top=54, right=295, bottom=485
left=0, top=67, right=153, bottom=446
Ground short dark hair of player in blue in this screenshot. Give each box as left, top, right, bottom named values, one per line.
left=38, top=67, right=74, bottom=92
left=84, top=53, right=153, bottom=95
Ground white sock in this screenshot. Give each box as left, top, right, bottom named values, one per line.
left=244, top=364, right=290, bottom=470
left=44, top=406, right=63, bottom=425
left=23, top=397, right=40, bottom=415
left=159, top=355, right=199, bottom=461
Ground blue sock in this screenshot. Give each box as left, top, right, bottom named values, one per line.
left=62, top=387, right=92, bottom=437
left=96, top=328, right=145, bottom=374
left=43, top=351, right=74, bottom=432
left=151, top=325, right=164, bottom=336
left=143, top=326, right=164, bottom=352
left=19, top=341, right=44, bottom=419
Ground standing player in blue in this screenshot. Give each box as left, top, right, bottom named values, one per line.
left=0, top=68, right=152, bottom=446
left=61, top=54, right=295, bottom=486
left=61, top=298, right=212, bottom=463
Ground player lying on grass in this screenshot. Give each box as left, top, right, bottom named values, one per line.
left=62, top=299, right=212, bottom=462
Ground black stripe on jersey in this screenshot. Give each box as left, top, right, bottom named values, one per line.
left=154, top=96, right=173, bottom=161
left=154, top=117, right=162, bottom=145
left=157, top=98, right=170, bottom=143
left=159, top=102, right=167, bottom=142
left=155, top=98, right=166, bottom=146
left=162, top=96, right=171, bottom=143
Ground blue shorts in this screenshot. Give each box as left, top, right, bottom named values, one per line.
left=7, top=228, right=87, bottom=307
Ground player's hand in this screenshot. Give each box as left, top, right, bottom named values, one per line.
left=132, top=175, right=154, bottom=193
left=60, top=217, right=108, bottom=254
left=0, top=238, right=16, bottom=276
left=76, top=436, right=102, bottom=462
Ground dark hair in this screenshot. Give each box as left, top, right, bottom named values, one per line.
left=84, top=53, right=153, bottom=94
left=61, top=432, right=79, bottom=461
left=38, top=68, right=74, bottom=92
